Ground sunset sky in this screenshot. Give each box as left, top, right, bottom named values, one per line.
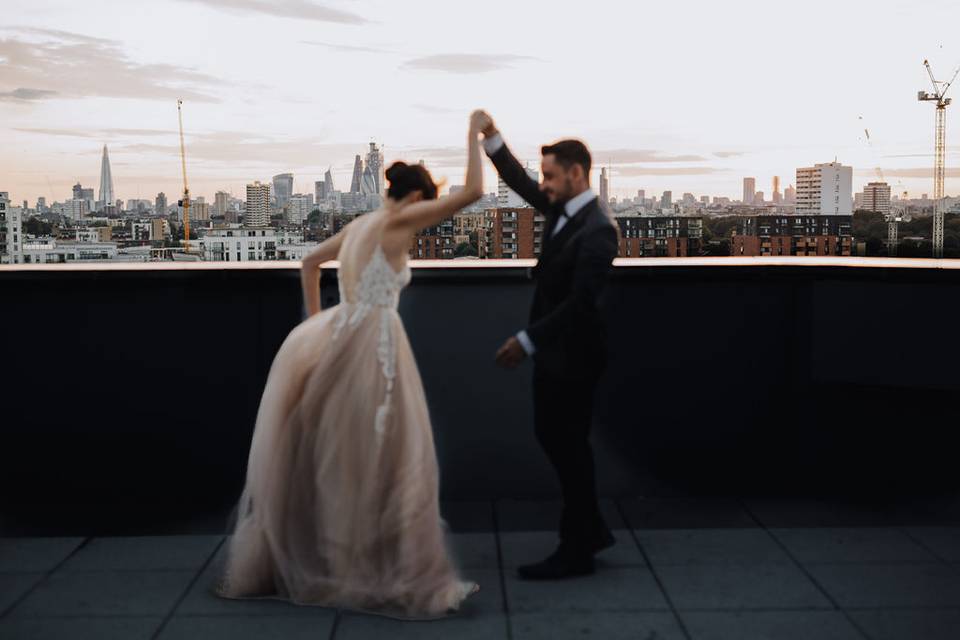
left=3, top=0, right=960, bottom=205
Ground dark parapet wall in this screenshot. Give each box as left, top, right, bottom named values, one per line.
left=1, top=260, right=958, bottom=532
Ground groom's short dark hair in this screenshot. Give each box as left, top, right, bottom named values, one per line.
left=541, top=139, right=592, bottom=181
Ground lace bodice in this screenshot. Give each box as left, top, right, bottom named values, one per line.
left=330, top=232, right=411, bottom=440
left=340, top=243, right=411, bottom=310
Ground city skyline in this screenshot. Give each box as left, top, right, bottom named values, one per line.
left=4, top=0, right=960, bottom=204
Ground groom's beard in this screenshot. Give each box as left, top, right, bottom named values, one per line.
left=545, top=179, right=575, bottom=206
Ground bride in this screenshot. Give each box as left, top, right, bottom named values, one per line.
left=217, top=112, right=486, bottom=619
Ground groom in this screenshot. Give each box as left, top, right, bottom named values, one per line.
left=477, top=111, right=619, bottom=580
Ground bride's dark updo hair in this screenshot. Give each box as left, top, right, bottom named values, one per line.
left=385, top=161, right=438, bottom=201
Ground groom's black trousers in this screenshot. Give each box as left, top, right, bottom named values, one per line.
left=532, top=365, right=610, bottom=552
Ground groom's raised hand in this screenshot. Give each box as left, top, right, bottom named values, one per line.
left=472, top=110, right=498, bottom=139
left=495, top=336, right=526, bottom=369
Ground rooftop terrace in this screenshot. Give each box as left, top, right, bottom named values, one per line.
left=2, top=258, right=959, bottom=638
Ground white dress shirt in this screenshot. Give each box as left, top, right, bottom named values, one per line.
left=483, top=133, right=597, bottom=357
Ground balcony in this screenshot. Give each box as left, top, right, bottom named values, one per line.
left=2, top=258, right=959, bottom=638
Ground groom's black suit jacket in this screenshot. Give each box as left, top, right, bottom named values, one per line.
left=489, top=143, right=619, bottom=380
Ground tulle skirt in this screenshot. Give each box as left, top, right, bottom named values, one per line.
left=217, top=304, right=476, bottom=619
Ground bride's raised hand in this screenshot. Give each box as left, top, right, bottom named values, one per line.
left=470, top=109, right=491, bottom=136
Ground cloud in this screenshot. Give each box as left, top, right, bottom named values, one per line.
left=713, top=150, right=745, bottom=158
left=180, top=0, right=368, bottom=24
left=614, top=166, right=726, bottom=176
left=412, top=104, right=461, bottom=115
left=593, top=149, right=708, bottom=163
left=8, top=27, right=113, bottom=45
left=402, top=146, right=466, bottom=159
left=108, top=131, right=369, bottom=171
left=102, top=128, right=174, bottom=137
left=870, top=168, right=960, bottom=178
left=0, top=88, right=59, bottom=102
left=883, top=154, right=932, bottom=159
left=14, top=127, right=173, bottom=138
left=300, top=40, right=393, bottom=54
left=0, top=29, right=225, bottom=103
left=401, top=54, right=537, bottom=74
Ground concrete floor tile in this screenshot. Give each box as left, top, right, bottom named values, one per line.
left=741, top=499, right=901, bottom=528
left=681, top=610, right=862, bottom=640
left=847, top=608, right=960, bottom=640
left=335, top=612, right=507, bottom=639
left=10, top=570, right=194, bottom=617
left=770, top=528, right=938, bottom=564
left=448, top=533, right=499, bottom=569
left=511, top=611, right=685, bottom=639
left=0, top=538, right=84, bottom=572
left=0, top=617, right=161, bottom=640
left=158, top=615, right=334, bottom=640
left=806, top=563, right=960, bottom=608
left=637, top=529, right=792, bottom=566
left=0, top=573, right=44, bottom=615
left=60, top=536, right=222, bottom=572
left=904, top=527, right=960, bottom=562
left=658, top=563, right=831, bottom=610
left=504, top=567, right=668, bottom=613
left=499, top=531, right=645, bottom=568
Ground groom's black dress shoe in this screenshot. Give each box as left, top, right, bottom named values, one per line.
left=517, top=547, right=595, bottom=580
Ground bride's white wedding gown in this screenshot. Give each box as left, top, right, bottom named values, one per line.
left=217, top=209, right=476, bottom=618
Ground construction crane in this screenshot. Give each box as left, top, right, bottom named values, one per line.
left=888, top=190, right=910, bottom=257
left=918, top=59, right=960, bottom=258
left=860, top=119, right=905, bottom=256
left=176, top=99, right=191, bottom=254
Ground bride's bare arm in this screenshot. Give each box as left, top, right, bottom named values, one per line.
left=300, top=228, right=347, bottom=316
left=385, top=112, right=484, bottom=234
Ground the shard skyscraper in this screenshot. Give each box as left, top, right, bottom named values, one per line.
left=98, top=145, right=115, bottom=209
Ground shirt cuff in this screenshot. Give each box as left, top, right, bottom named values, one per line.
left=515, top=330, right=536, bottom=356
left=483, top=133, right=505, bottom=156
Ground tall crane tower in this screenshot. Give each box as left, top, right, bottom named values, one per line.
left=176, top=99, right=191, bottom=254
left=918, top=60, right=960, bottom=258
left=860, top=120, right=904, bottom=256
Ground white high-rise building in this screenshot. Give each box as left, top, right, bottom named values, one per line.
left=245, top=181, right=271, bottom=227
left=286, top=194, right=314, bottom=224
left=214, top=191, right=230, bottom=217
left=498, top=166, right=539, bottom=208
left=742, top=177, right=756, bottom=205
left=197, top=227, right=311, bottom=262
left=796, top=162, right=853, bottom=215
left=1, top=192, right=23, bottom=264
left=64, top=198, right=88, bottom=220
left=862, top=182, right=892, bottom=215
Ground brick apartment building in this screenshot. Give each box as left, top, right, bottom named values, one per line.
left=478, top=207, right=546, bottom=259
left=410, top=218, right=456, bottom=259
left=731, top=215, right=853, bottom=256
left=614, top=215, right=703, bottom=257
left=408, top=208, right=707, bottom=260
